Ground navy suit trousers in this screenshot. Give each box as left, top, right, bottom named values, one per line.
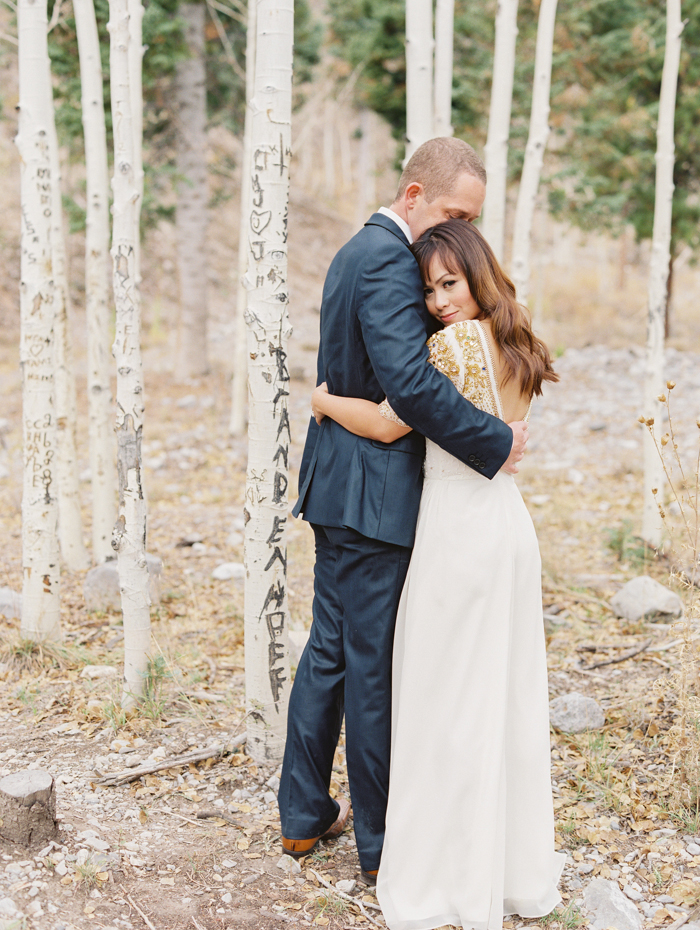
left=278, top=523, right=412, bottom=871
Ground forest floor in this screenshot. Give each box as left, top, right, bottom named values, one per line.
left=2, top=200, right=700, bottom=930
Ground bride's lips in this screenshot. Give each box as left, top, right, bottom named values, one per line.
left=440, top=310, right=458, bottom=323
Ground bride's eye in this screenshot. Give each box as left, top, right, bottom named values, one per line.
left=424, top=288, right=434, bottom=298
left=444, top=280, right=456, bottom=289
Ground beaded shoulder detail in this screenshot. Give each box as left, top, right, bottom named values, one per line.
left=427, top=321, right=501, bottom=419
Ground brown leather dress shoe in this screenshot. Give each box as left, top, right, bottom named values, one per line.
left=360, top=869, right=378, bottom=886
left=281, top=797, right=351, bottom=859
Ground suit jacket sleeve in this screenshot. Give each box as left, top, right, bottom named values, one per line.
left=355, top=239, right=512, bottom=479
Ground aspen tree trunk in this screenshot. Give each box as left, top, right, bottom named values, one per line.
left=108, top=0, right=151, bottom=706
left=405, top=0, right=434, bottom=160
left=127, top=0, right=143, bottom=284
left=16, top=0, right=61, bottom=642
left=510, top=0, right=557, bottom=303
left=244, top=0, right=293, bottom=764
left=230, top=0, right=256, bottom=437
left=642, top=0, right=683, bottom=547
left=323, top=98, right=336, bottom=199
left=75, top=0, right=116, bottom=564
left=433, top=0, right=454, bottom=137
left=47, top=76, right=89, bottom=572
left=354, top=107, right=376, bottom=231
left=175, top=3, right=209, bottom=378
left=481, top=0, right=519, bottom=263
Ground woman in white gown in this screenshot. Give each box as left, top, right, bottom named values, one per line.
left=310, top=219, right=565, bottom=930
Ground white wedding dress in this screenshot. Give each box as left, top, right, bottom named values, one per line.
left=376, top=320, right=565, bottom=930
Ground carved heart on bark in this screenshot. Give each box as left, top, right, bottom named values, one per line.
left=250, top=210, right=272, bottom=234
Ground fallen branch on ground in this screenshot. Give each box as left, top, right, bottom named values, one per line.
left=124, top=889, right=157, bottom=930
left=582, top=639, right=651, bottom=670
left=94, top=734, right=247, bottom=786
left=196, top=809, right=243, bottom=827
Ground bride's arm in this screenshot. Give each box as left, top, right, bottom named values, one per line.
left=311, top=383, right=412, bottom=444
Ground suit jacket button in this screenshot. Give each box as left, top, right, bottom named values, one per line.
left=468, top=454, right=475, bottom=463
left=479, top=462, right=485, bottom=469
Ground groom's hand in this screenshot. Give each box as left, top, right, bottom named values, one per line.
left=502, top=421, right=529, bottom=474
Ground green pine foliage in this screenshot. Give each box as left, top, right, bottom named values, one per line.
left=327, top=0, right=700, bottom=252
left=548, top=0, right=700, bottom=253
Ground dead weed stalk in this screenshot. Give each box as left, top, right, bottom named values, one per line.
left=642, top=381, right=700, bottom=811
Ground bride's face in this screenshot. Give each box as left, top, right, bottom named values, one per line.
left=423, top=257, right=481, bottom=326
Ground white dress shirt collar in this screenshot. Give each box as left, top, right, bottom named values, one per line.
left=377, top=206, right=413, bottom=244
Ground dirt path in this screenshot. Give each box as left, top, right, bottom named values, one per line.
left=2, top=285, right=700, bottom=930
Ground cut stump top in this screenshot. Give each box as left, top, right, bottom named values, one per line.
left=0, top=770, right=54, bottom=806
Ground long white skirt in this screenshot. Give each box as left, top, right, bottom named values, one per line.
left=376, top=460, right=565, bottom=930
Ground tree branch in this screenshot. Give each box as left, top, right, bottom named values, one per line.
left=93, top=734, right=246, bottom=786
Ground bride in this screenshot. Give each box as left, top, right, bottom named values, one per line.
left=310, top=218, right=565, bottom=930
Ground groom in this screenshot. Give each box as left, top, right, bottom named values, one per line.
left=278, top=137, right=528, bottom=881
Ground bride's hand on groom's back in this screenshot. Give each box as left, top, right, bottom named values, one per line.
left=311, top=382, right=329, bottom=424
left=502, top=421, right=529, bottom=474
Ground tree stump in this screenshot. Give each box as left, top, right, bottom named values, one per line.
left=0, top=770, right=58, bottom=847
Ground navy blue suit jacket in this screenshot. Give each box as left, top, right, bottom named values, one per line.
left=293, top=212, right=513, bottom=548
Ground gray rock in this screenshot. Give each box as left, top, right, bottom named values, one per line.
left=623, top=885, right=644, bottom=902
left=288, top=630, right=310, bottom=667
left=336, top=879, right=356, bottom=894
left=687, top=842, right=700, bottom=855
left=83, top=555, right=162, bottom=611
left=550, top=692, right=605, bottom=733
left=584, top=878, right=642, bottom=930
left=80, top=665, right=118, bottom=681
left=0, top=587, right=21, bottom=620
left=277, top=855, right=301, bottom=874
left=610, top=575, right=683, bottom=623
left=211, top=562, right=245, bottom=581
left=0, top=900, right=19, bottom=919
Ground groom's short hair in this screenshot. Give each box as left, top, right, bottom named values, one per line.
left=396, top=137, right=486, bottom=203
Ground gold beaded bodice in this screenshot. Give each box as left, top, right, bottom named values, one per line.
left=378, top=320, right=527, bottom=481
left=378, top=320, right=503, bottom=426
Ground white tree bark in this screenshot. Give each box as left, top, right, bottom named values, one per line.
left=175, top=2, right=209, bottom=378
left=16, top=0, right=61, bottom=642
left=481, top=0, right=519, bottom=262
left=229, top=0, right=256, bottom=437
left=108, top=0, right=151, bottom=706
left=127, top=0, right=143, bottom=285
left=47, top=67, right=89, bottom=572
left=510, top=0, right=557, bottom=303
left=244, top=0, right=293, bottom=764
left=354, top=107, right=376, bottom=230
left=433, top=0, right=454, bottom=137
left=405, top=0, right=434, bottom=160
left=75, top=0, right=116, bottom=564
left=642, top=0, right=683, bottom=547
left=323, top=98, right=335, bottom=199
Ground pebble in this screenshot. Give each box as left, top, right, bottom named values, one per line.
left=336, top=879, right=356, bottom=893
left=211, top=562, right=245, bottom=581
left=623, top=885, right=644, bottom=902
left=277, top=856, right=301, bottom=875
left=687, top=842, right=700, bottom=855
left=0, top=901, right=19, bottom=921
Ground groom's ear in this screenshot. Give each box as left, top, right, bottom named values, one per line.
left=404, top=182, right=425, bottom=209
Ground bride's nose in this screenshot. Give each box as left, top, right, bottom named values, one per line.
left=435, top=290, right=449, bottom=309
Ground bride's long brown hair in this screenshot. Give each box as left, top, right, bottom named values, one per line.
left=412, top=219, right=559, bottom=397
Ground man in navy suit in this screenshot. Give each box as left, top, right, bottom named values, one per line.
left=278, top=137, right=528, bottom=881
